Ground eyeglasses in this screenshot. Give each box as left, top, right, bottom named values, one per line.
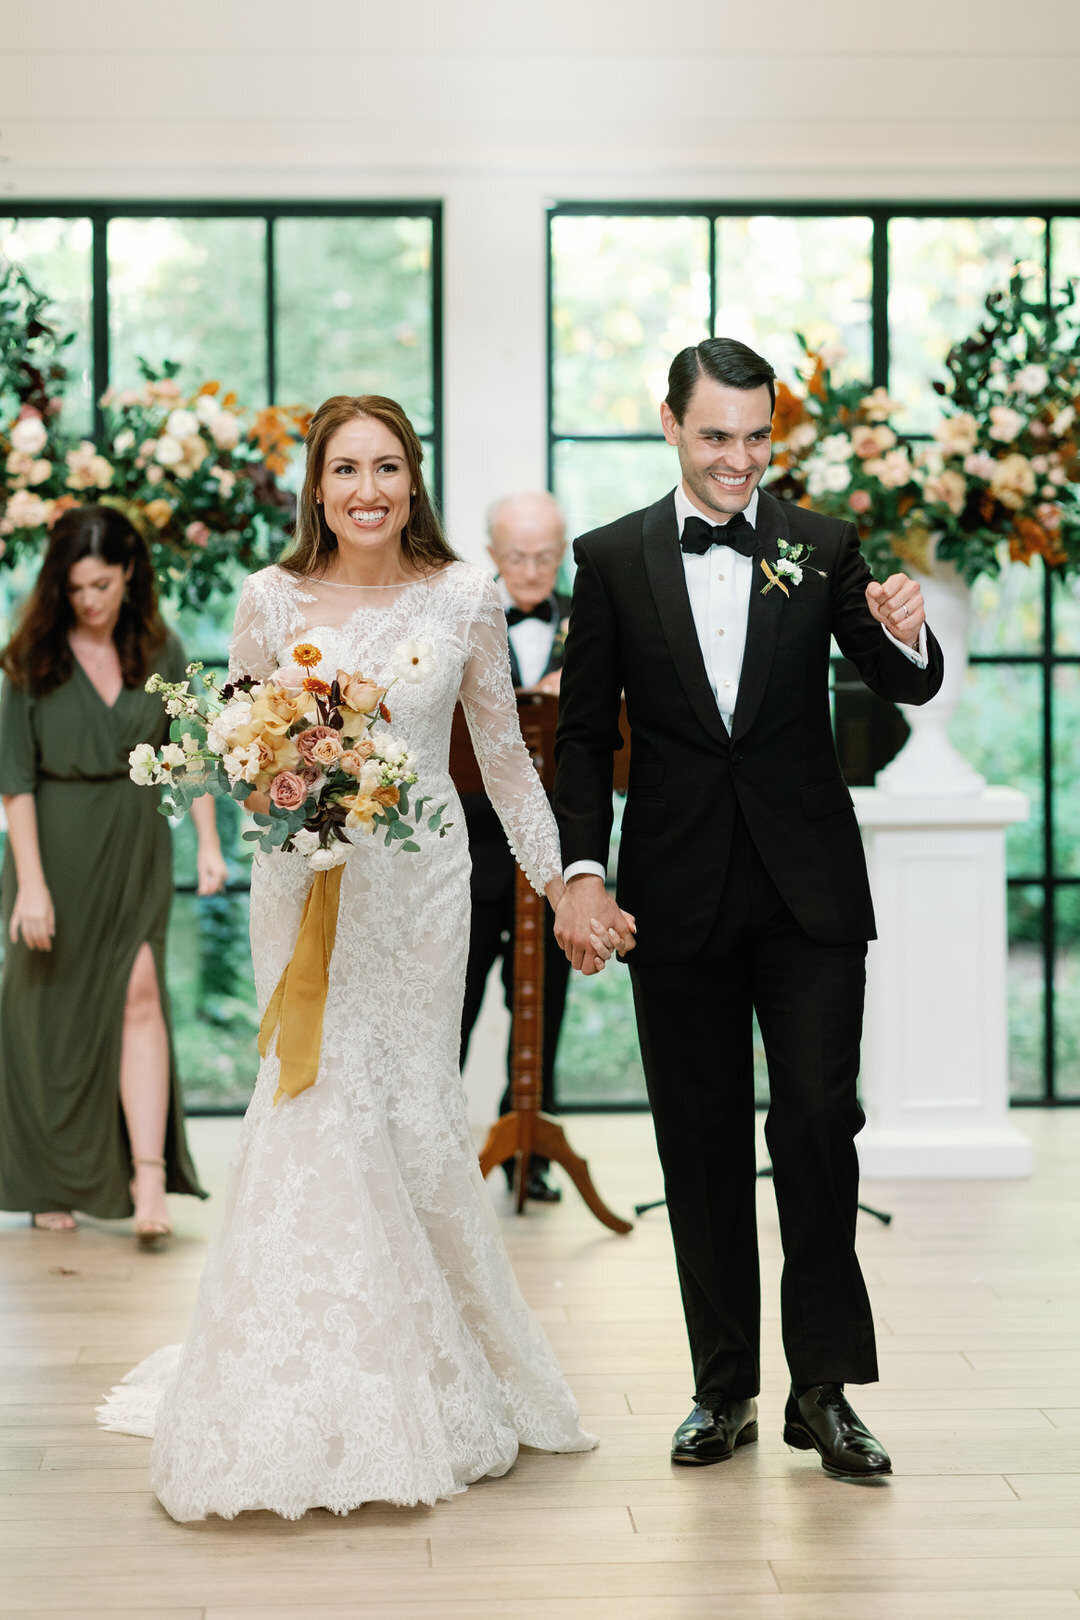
left=498, top=550, right=563, bottom=571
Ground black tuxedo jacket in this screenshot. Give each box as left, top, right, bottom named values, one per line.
left=553, top=488, right=944, bottom=964
left=465, top=589, right=570, bottom=905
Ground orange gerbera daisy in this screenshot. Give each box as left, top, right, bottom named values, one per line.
left=292, top=642, right=323, bottom=669
left=303, top=676, right=332, bottom=697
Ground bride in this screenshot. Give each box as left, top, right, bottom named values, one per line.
left=99, top=394, right=620, bottom=1522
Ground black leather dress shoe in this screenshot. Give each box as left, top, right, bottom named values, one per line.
left=501, top=1162, right=562, bottom=1202
left=670, top=1397, right=758, bottom=1466
left=783, top=1384, right=892, bottom=1477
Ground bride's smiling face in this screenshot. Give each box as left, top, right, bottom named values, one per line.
left=317, top=416, right=413, bottom=555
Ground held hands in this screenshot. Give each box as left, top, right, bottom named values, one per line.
left=866, top=574, right=926, bottom=648
left=10, top=881, right=55, bottom=951
left=554, top=874, right=637, bottom=976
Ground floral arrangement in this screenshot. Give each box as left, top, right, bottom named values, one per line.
left=0, top=256, right=310, bottom=605
left=129, top=637, right=450, bottom=870
left=768, top=272, right=1080, bottom=587
left=916, top=271, right=1080, bottom=582
left=766, top=343, right=923, bottom=579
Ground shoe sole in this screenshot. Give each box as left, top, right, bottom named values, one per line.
left=783, top=1421, right=892, bottom=1476
left=671, top=1420, right=758, bottom=1466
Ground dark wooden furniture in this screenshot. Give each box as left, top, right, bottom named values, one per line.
left=451, top=694, right=632, bottom=1234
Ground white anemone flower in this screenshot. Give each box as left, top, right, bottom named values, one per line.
left=390, top=639, right=437, bottom=683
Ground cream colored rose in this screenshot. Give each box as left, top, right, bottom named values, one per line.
left=336, top=669, right=383, bottom=714
left=923, top=468, right=968, bottom=516
left=933, top=412, right=978, bottom=458
left=338, top=748, right=369, bottom=778
left=989, top=453, right=1036, bottom=510
left=210, top=412, right=240, bottom=450
left=9, top=414, right=48, bottom=456
left=309, top=733, right=344, bottom=767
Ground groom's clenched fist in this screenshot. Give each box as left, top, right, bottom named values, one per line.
left=554, top=874, right=636, bottom=975
left=866, top=574, right=925, bottom=648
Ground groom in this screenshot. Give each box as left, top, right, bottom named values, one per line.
left=552, top=337, right=943, bottom=1477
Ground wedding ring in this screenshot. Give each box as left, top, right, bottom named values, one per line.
left=901, top=603, right=909, bottom=617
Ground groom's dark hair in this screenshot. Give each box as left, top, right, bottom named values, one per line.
left=665, top=337, right=776, bottom=423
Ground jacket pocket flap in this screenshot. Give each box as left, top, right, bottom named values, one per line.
left=799, top=777, right=853, bottom=820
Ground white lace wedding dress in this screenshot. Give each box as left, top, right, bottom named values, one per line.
left=98, top=561, right=596, bottom=1521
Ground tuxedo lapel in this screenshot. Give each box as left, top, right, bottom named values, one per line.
left=642, top=494, right=730, bottom=749
left=731, top=488, right=790, bottom=743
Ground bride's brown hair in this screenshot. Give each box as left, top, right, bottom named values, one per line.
left=280, top=395, right=457, bottom=578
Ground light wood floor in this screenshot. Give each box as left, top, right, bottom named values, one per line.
left=1, top=1109, right=1079, bottom=1620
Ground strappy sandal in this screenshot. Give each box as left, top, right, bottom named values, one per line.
left=130, top=1156, right=172, bottom=1248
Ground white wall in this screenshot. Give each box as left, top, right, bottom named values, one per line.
left=4, top=0, right=1079, bottom=558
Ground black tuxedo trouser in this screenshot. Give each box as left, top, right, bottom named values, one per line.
left=459, top=882, right=571, bottom=1171
left=628, top=809, right=877, bottom=1400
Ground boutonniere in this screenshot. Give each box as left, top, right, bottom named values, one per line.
left=760, top=537, right=827, bottom=597
left=551, top=615, right=570, bottom=659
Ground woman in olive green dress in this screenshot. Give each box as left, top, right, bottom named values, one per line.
left=0, top=505, right=225, bottom=1236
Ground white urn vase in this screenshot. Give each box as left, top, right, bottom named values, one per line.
left=875, top=554, right=986, bottom=798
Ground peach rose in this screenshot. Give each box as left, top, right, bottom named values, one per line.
left=296, top=724, right=339, bottom=764
left=336, top=669, right=383, bottom=714
left=848, top=489, right=872, bottom=514
left=309, top=733, right=344, bottom=767
left=338, top=749, right=368, bottom=778
left=269, top=771, right=307, bottom=809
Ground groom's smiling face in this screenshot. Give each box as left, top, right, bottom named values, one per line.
left=660, top=377, right=773, bottom=521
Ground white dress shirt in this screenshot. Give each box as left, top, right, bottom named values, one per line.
left=499, top=579, right=557, bottom=690
left=563, top=483, right=928, bottom=882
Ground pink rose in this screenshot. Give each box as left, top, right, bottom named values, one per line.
left=848, top=489, right=872, bottom=514
left=296, top=724, right=339, bottom=764
left=185, top=521, right=211, bottom=548
left=269, top=771, right=307, bottom=809
left=269, top=665, right=306, bottom=691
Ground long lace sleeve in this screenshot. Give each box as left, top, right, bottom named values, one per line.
left=459, top=582, right=562, bottom=896
left=227, top=571, right=294, bottom=682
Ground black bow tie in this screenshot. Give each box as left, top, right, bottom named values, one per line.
left=680, top=511, right=756, bottom=558
left=506, top=599, right=555, bottom=627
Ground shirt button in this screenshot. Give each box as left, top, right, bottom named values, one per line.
left=717, top=628, right=725, bottom=638
left=724, top=680, right=732, bottom=688
left=717, top=573, right=725, bottom=582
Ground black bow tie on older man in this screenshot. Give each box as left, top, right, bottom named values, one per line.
left=680, top=511, right=757, bottom=558
left=505, top=599, right=555, bottom=627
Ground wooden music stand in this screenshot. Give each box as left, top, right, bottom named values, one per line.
left=451, top=693, right=632, bottom=1235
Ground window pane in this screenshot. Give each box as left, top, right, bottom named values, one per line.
left=715, top=216, right=872, bottom=385
left=1053, top=666, right=1080, bottom=876
left=1050, top=216, right=1080, bottom=282
left=553, top=438, right=676, bottom=545
left=948, top=663, right=1043, bottom=875
left=1055, top=887, right=1080, bottom=1100
left=551, top=215, right=710, bottom=435
left=168, top=890, right=258, bottom=1110
left=274, top=217, right=434, bottom=432
left=555, top=965, right=647, bottom=1106
left=968, top=554, right=1045, bottom=654
left=1008, top=885, right=1044, bottom=1101
left=108, top=217, right=267, bottom=403
left=888, top=217, right=1045, bottom=432
left=0, top=216, right=94, bottom=434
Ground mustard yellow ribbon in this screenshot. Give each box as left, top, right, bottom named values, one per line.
left=759, top=558, right=790, bottom=597
left=259, top=863, right=345, bottom=1105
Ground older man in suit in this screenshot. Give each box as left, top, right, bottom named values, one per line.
left=460, top=492, right=572, bottom=1202
left=553, top=338, right=943, bottom=1477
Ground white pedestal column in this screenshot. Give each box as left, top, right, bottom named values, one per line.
left=852, top=787, right=1033, bottom=1179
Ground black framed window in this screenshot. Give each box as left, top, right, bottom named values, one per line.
left=548, top=203, right=1080, bottom=1108
left=1, top=202, right=442, bottom=1112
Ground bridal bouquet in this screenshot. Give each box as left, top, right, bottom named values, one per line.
left=129, top=637, right=451, bottom=870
